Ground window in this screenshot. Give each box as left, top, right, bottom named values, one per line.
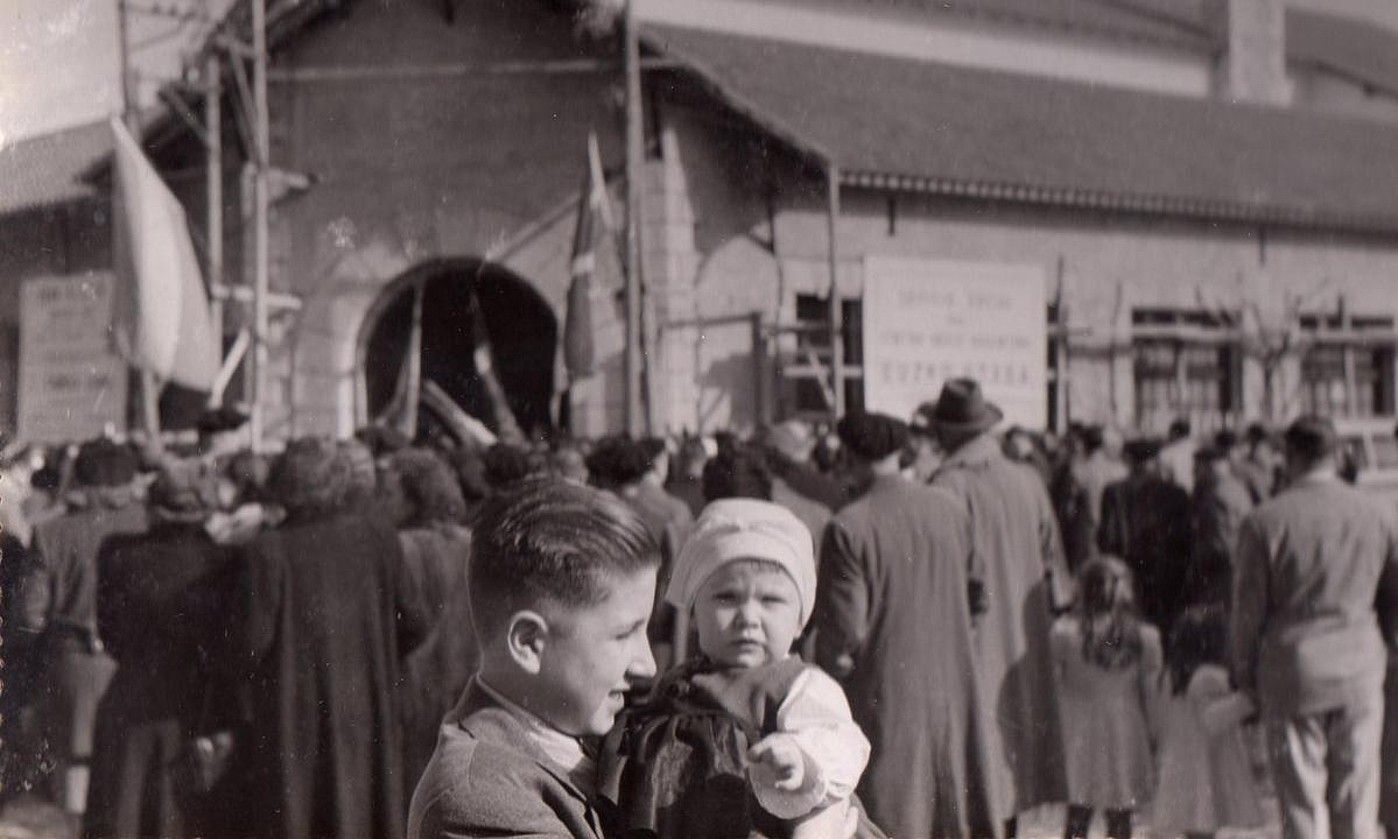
left=1132, top=309, right=1241, bottom=433
left=1299, top=315, right=1395, bottom=418
left=781, top=294, right=864, bottom=416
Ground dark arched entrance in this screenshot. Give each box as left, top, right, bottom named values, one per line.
left=362, top=259, right=558, bottom=436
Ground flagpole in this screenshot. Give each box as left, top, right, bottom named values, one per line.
left=206, top=53, right=224, bottom=406
left=117, top=0, right=164, bottom=445
left=623, top=0, right=645, bottom=436
left=250, top=0, right=271, bottom=451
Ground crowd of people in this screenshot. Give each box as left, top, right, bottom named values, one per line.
left=2, top=375, right=1397, bottom=839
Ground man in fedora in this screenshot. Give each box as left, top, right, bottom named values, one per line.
left=813, top=411, right=1003, bottom=838
left=927, top=378, right=1070, bottom=836
left=1232, top=416, right=1398, bottom=839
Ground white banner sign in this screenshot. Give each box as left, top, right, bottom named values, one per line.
left=18, top=273, right=128, bottom=443
left=862, top=256, right=1046, bottom=428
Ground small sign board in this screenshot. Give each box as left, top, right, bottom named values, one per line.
left=862, top=256, right=1047, bottom=428
left=18, top=273, right=128, bottom=443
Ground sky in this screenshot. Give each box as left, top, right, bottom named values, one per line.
left=0, top=0, right=230, bottom=146
left=2, top=0, right=1398, bottom=147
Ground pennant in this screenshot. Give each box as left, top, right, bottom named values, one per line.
left=376, top=284, right=423, bottom=438
left=466, top=278, right=525, bottom=443
left=563, top=132, right=611, bottom=381
left=110, top=117, right=220, bottom=391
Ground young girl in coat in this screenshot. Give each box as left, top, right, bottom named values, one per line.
left=599, top=498, right=879, bottom=838
left=1151, top=604, right=1265, bottom=839
left=1051, top=556, right=1162, bottom=839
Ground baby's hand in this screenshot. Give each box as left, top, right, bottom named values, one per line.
left=748, top=733, right=807, bottom=792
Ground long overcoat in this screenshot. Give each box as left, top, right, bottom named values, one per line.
left=232, top=510, right=428, bottom=839
left=930, top=433, right=1070, bottom=819
left=814, top=474, right=1003, bottom=838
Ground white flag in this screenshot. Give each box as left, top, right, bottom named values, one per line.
left=110, top=117, right=220, bottom=391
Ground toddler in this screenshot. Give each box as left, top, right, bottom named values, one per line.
left=600, top=498, right=877, bottom=838
left=1151, top=604, right=1264, bottom=839
left=1051, top=556, right=1162, bottom=839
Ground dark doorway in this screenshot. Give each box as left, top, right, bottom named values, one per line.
left=363, top=260, right=558, bottom=436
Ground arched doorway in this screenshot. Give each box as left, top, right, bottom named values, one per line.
left=360, top=259, right=558, bottom=437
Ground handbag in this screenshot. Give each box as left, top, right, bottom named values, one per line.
left=171, top=676, right=237, bottom=797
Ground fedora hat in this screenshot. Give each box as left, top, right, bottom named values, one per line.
left=930, top=378, right=1004, bottom=435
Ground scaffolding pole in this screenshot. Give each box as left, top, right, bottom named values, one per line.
left=249, top=0, right=271, bottom=450
left=826, top=165, right=845, bottom=417
left=206, top=53, right=224, bottom=397
left=623, top=0, right=645, bottom=435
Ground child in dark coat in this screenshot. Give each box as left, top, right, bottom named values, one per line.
left=601, top=499, right=877, bottom=838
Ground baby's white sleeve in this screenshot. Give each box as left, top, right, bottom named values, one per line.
left=750, top=666, right=871, bottom=819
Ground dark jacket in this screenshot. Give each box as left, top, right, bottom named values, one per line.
left=1098, top=471, right=1194, bottom=632
left=814, top=474, right=1003, bottom=839
left=18, top=494, right=150, bottom=645
left=85, top=522, right=242, bottom=839
left=232, top=510, right=428, bottom=839
left=409, top=680, right=613, bottom=839
left=1187, top=472, right=1253, bottom=608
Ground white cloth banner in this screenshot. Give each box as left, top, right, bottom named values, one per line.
left=862, top=256, right=1047, bottom=428
left=111, top=117, right=220, bottom=391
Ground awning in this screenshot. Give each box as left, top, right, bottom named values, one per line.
left=644, top=24, right=1398, bottom=233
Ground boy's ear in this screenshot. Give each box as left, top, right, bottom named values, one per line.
left=506, top=610, right=549, bottom=674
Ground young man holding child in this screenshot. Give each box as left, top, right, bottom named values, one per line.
left=407, top=478, right=660, bottom=839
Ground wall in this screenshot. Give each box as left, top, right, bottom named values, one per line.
left=644, top=95, right=1398, bottom=433
left=255, top=0, right=630, bottom=438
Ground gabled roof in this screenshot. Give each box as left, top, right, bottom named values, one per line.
left=720, top=0, right=1217, bottom=49
left=716, top=0, right=1398, bottom=95
left=0, top=120, right=113, bottom=216
left=645, top=24, right=1398, bottom=232
left=1288, top=7, right=1398, bottom=96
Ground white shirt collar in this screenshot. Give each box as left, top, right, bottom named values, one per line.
left=477, top=677, right=598, bottom=796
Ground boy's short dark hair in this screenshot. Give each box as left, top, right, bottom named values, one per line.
left=468, top=476, right=660, bottom=638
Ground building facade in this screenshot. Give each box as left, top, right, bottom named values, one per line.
left=5, top=0, right=1398, bottom=441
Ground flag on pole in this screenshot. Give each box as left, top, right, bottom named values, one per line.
left=563, top=132, right=612, bottom=381
left=110, top=117, right=221, bottom=391
left=376, top=284, right=423, bottom=439
left=466, top=278, right=525, bottom=444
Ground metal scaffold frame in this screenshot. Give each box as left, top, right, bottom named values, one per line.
left=117, top=0, right=303, bottom=451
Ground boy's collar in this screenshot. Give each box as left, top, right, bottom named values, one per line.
left=475, top=677, right=598, bottom=796
left=477, top=676, right=565, bottom=734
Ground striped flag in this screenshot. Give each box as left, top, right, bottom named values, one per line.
left=563, top=132, right=612, bottom=381
left=110, top=117, right=220, bottom=391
